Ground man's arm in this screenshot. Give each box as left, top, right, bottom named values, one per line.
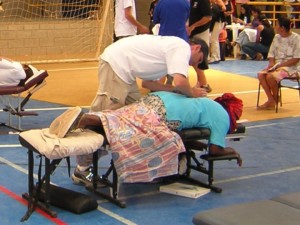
left=142, top=73, right=207, bottom=97
left=124, top=7, right=149, bottom=34
left=187, top=16, right=212, bottom=35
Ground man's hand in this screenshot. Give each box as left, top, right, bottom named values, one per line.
left=192, top=87, right=207, bottom=97
left=138, top=25, right=150, bottom=34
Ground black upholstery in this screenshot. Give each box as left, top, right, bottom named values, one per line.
left=193, top=192, right=300, bottom=225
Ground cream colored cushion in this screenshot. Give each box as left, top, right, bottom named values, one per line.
left=19, top=128, right=104, bottom=160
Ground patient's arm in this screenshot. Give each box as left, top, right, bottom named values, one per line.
left=209, top=144, right=242, bottom=167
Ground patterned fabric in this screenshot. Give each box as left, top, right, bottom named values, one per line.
left=140, top=95, right=181, bottom=130
left=95, top=102, right=185, bottom=183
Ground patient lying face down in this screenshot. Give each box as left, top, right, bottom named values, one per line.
left=78, top=91, right=243, bottom=167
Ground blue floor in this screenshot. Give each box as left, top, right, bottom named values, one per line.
left=1, top=60, right=300, bottom=225
left=209, top=59, right=268, bottom=79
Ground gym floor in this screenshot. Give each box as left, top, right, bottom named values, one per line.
left=0, top=59, right=299, bottom=225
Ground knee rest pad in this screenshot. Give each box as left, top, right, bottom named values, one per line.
left=38, top=184, right=98, bottom=214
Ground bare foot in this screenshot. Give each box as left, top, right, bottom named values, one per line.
left=257, top=102, right=275, bottom=110
left=209, top=146, right=243, bottom=167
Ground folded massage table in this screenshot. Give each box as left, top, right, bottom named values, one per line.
left=18, top=119, right=246, bottom=220
left=0, top=69, right=48, bottom=131
left=192, top=191, right=300, bottom=225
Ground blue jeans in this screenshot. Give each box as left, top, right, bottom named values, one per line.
left=241, top=42, right=269, bottom=59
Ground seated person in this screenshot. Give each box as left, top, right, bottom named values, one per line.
left=0, top=57, right=34, bottom=86
left=257, top=17, right=300, bottom=110
left=241, top=15, right=275, bottom=60
left=73, top=91, right=243, bottom=185
left=232, top=7, right=262, bottom=59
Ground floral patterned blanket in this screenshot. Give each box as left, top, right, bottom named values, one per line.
left=93, top=102, right=185, bottom=183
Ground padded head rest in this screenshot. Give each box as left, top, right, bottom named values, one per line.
left=49, top=107, right=83, bottom=138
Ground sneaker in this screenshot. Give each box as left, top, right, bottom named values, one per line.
left=72, top=166, right=98, bottom=186
left=201, top=84, right=212, bottom=93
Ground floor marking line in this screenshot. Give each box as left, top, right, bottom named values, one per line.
left=97, top=205, right=138, bottom=225
left=0, top=156, right=31, bottom=177
left=47, top=67, right=98, bottom=72
left=215, top=166, right=300, bottom=184
left=0, top=185, right=68, bottom=225
left=0, top=106, right=90, bottom=112
left=0, top=144, right=22, bottom=148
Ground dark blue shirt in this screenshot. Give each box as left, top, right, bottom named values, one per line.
left=153, top=0, right=190, bottom=42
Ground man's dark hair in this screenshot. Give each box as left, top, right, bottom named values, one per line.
left=278, top=17, right=292, bottom=32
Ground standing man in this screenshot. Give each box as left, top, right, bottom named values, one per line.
left=188, top=0, right=213, bottom=93
left=153, top=0, right=190, bottom=84
left=114, top=0, right=149, bottom=40
left=153, top=0, right=190, bottom=42
left=73, top=34, right=209, bottom=185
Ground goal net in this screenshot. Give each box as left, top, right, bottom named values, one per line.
left=0, top=0, right=114, bottom=63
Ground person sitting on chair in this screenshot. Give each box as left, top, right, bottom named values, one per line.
left=0, top=57, right=34, bottom=86
left=72, top=91, right=243, bottom=185
left=257, top=17, right=300, bottom=110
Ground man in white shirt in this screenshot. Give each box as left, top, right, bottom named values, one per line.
left=114, top=0, right=149, bottom=40
left=73, top=35, right=209, bottom=184
left=90, top=34, right=209, bottom=112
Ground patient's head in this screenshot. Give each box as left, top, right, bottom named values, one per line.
left=22, top=64, right=34, bottom=78
left=214, top=93, right=243, bottom=133
left=18, top=64, right=34, bottom=86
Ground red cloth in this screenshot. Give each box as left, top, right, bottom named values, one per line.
left=214, top=93, right=243, bottom=133
left=219, top=28, right=227, bottom=42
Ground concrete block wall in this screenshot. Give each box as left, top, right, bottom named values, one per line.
left=0, top=20, right=100, bottom=62
left=0, top=0, right=152, bottom=62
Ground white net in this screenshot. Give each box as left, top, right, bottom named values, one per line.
left=0, top=0, right=114, bottom=63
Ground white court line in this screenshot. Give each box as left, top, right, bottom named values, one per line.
left=0, top=106, right=90, bottom=112
left=215, top=166, right=300, bottom=184
left=97, top=206, right=137, bottom=225
left=47, top=67, right=97, bottom=72
left=208, top=90, right=259, bottom=97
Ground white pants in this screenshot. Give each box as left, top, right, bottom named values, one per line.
left=210, top=21, right=224, bottom=62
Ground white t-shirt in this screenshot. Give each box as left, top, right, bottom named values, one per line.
left=268, top=32, right=300, bottom=74
left=100, top=35, right=191, bottom=84
left=114, top=0, right=137, bottom=37
left=0, top=58, right=26, bottom=86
